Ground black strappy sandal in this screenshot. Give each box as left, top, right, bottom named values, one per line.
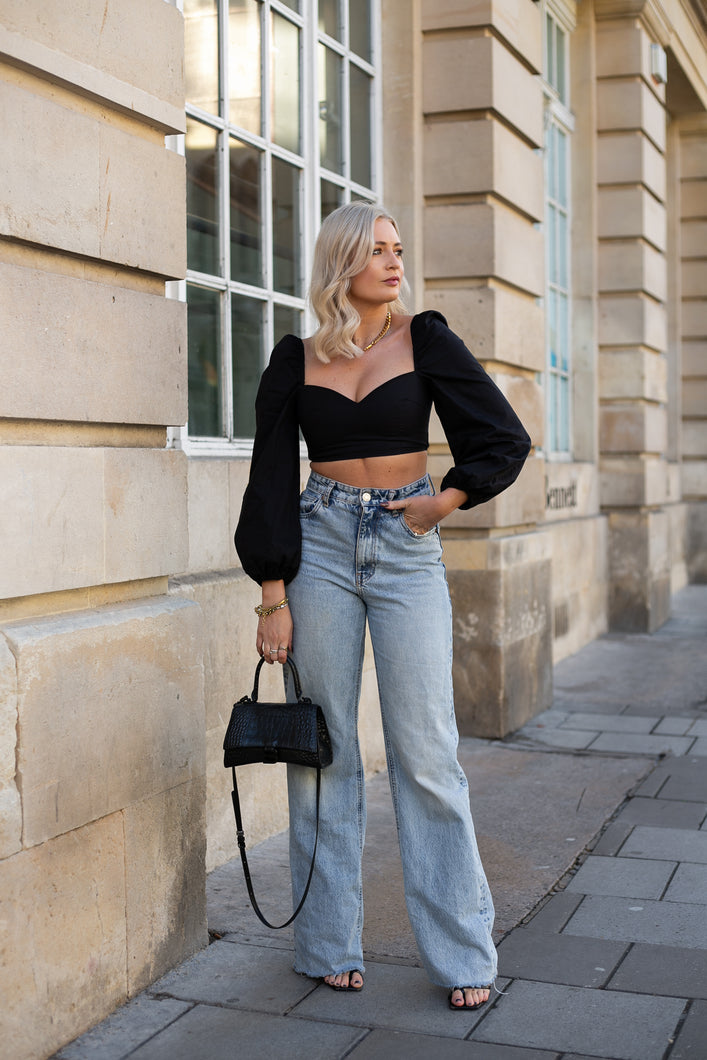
left=324, top=970, right=364, bottom=992
left=448, top=986, right=489, bottom=1011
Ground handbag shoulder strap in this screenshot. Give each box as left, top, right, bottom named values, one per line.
left=230, top=764, right=320, bottom=930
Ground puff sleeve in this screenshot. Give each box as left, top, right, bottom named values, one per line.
left=412, top=311, right=531, bottom=509
left=234, top=335, right=304, bottom=584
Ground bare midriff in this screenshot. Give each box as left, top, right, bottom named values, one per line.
left=310, top=450, right=428, bottom=489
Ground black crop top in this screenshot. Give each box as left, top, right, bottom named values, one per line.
left=298, top=371, right=431, bottom=461
left=235, top=311, right=531, bottom=585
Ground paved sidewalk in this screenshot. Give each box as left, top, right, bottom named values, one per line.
left=55, top=585, right=707, bottom=1060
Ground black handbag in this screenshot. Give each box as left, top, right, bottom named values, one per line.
left=223, top=656, right=332, bottom=928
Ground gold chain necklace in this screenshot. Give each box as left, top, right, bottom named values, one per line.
left=361, top=310, right=391, bottom=351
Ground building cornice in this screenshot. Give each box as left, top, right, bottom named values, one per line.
left=594, top=0, right=673, bottom=44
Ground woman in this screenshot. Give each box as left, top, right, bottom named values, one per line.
left=235, top=202, right=530, bottom=1010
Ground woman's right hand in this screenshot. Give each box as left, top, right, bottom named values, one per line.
left=257, top=605, right=293, bottom=664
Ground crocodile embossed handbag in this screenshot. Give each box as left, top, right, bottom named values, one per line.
left=223, top=655, right=332, bottom=928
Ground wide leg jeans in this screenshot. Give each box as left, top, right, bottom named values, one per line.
left=285, top=472, right=497, bottom=988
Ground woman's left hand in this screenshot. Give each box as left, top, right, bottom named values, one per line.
left=382, top=487, right=467, bottom=535
left=383, top=494, right=442, bottom=535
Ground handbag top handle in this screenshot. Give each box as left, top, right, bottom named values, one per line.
left=250, top=655, right=305, bottom=703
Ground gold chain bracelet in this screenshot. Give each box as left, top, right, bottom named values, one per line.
left=254, top=596, right=289, bottom=619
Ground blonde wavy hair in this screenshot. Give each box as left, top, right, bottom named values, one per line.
left=310, top=202, right=410, bottom=363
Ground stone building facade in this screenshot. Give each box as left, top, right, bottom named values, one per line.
left=1, top=1, right=705, bottom=1056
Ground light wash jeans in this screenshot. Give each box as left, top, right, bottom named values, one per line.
left=285, top=471, right=497, bottom=988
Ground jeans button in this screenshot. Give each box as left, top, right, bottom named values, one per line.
left=361, top=491, right=371, bottom=503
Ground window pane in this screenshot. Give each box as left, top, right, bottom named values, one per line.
left=185, top=0, right=219, bottom=115
left=319, top=0, right=340, bottom=40
left=559, top=375, right=569, bottom=451
left=321, top=178, right=343, bottom=219
left=547, top=204, right=557, bottom=285
left=228, top=0, right=261, bottom=134
left=558, top=210, right=568, bottom=287
left=547, top=123, right=556, bottom=201
left=556, top=25, right=567, bottom=103
left=272, top=158, right=301, bottom=296
left=557, top=127, right=567, bottom=206
left=559, top=292, right=569, bottom=372
left=271, top=13, right=300, bottom=153
left=186, top=120, right=220, bottom=275
left=188, top=285, right=223, bottom=437
left=546, top=13, right=554, bottom=86
left=350, top=64, right=372, bottom=187
left=274, top=304, right=302, bottom=345
left=548, top=369, right=558, bottom=451
left=548, top=288, right=557, bottom=369
left=349, top=0, right=372, bottom=61
left=319, top=44, right=343, bottom=173
left=232, top=295, right=264, bottom=437
left=280, top=0, right=300, bottom=11
left=230, top=138, right=262, bottom=285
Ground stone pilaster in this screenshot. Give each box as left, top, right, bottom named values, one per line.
left=680, top=116, right=707, bottom=578
left=595, top=5, right=672, bottom=630
left=419, top=0, right=550, bottom=736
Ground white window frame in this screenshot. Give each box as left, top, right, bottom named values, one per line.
left=541, top=1, right=575, bottom=460
left=170, top=0, right=381, bottom=457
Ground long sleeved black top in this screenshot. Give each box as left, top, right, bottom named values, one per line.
left=234, top=311, right=531, bottom=585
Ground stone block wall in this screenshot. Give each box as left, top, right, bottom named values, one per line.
left=595, top=5, right=673, bottom=631
left=417, top=0, right=551, bottom=734
left=0, top=3, right=207, bottom=1057
left=680, top=118, right=707, bottom=579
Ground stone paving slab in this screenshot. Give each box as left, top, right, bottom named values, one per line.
left=146, top=939, right=313, bottom=1012
left=53, top=998, right=192, bottom=1060
left=521, top=893, right=584, bottom=933
left=562, top=894, right=707, bottom=948
left=653, top=717, right=698, bottom=736
left=128, top=1005, right=366, bottom=1060
left=618, top=824, right=707, bottom=863
left=664, top=863, right=707, bottom=903
left=589, top=820, right=635, bottom=856
left=670, top=999, right=707, bottom=1059
left=634, top=757, right=707, bottom=802
left=689, top=737, right=707, bottom=755
left=588, top=732, right=695, bottom=756
left=559, top=713, right=657, bottom=734
left=496, top=928, right=627, bottom=987
left=607, top=943, right=707, bottom=999
left=552, top=697, right=631, bottom=715
left=290, top=962, right=507, bottom=1039
left=565, top=854, right=676, bottom=898
left=347, top=1031, right=561, bottom=1060
left=521, top=709, right=569, bottom=729
left=514, top=728, right=598, bottom=750
left=471, top=980, right=685, bottom=1060
left=616, top=796, right=706, bottom=830
left=688, top=719, right=707, bottom=736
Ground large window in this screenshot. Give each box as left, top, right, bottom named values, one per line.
left=183, top=0, right=378, bottom=448
left=543, top=6, right=573, bottom=457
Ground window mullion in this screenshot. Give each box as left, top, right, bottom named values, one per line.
left=217, top=0, right=233, bottom=439
left=262, top=4, right=273, bottom=362
left=341, top=45, right=350, bottom=183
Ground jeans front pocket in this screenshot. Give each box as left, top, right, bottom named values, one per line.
left=299, top=488, right=323, bottom=519
left=400, top=512, right=439, bottom=540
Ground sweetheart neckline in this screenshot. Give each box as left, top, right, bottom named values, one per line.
left=301, top=371, right=417, bottom=405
